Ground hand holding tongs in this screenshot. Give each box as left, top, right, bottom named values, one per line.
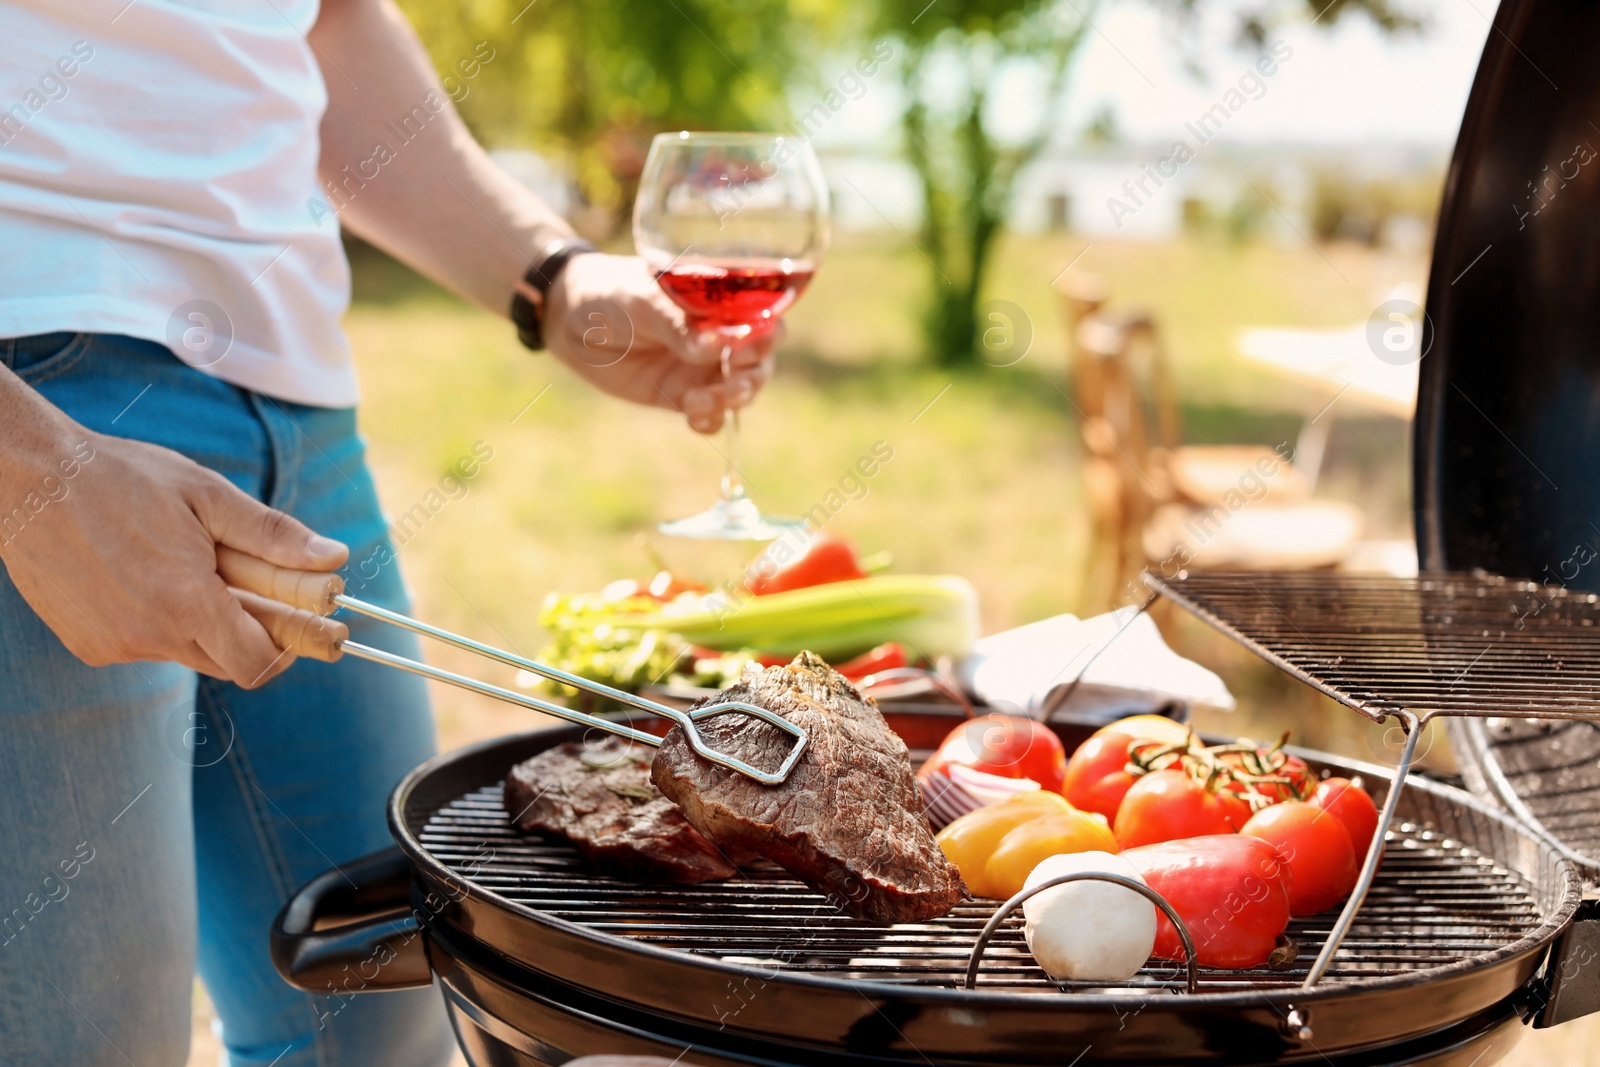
left=216, top=548, right=807, bottom=785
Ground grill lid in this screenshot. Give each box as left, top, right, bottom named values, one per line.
left=1414, top=0, right=1600, bottom=873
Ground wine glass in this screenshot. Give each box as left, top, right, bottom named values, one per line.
left=634, top=131, right=830, bottom=540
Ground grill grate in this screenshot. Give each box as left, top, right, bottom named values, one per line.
left=1146, top=571, right=1600, bottom=722
left=419, top=783, right=1546, bottom=993
left=1464, top=717, right=1600, bottom=868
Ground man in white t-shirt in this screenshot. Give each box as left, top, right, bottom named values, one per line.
left=0, top=2, right=771, bottom=1065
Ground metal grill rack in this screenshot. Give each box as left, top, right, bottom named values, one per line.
left=1143, top=569, right=1600, bottom=986
left=1147, top=571, right=1600, bottom=721
left=419, top=780, right=1561, bottom=995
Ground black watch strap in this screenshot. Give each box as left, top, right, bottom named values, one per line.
left=510, top=237, right=599, bottom=351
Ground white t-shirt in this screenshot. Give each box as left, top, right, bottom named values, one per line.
left=0, top=0, right=356, bottom=407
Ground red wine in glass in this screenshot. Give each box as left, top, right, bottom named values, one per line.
left=655, top=260, right=815, bottom=334
left=635, top=131, right=830, bottom=540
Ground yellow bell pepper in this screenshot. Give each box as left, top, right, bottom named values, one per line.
left=936, top=792, right=1072, bottom=898
left=982, top=810, right=1120, bottom=900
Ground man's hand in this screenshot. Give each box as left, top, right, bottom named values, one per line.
left=543, top=253, right=777, bottom=435
left=0, top=409, right=347, bottom=688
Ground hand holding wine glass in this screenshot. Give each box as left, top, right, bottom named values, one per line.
left=541, top=252, right=778, bottom=435
left=634, top=132, right=830, bottom=540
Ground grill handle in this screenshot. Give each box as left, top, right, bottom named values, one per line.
left=1534, top=898, right=1600, bottom=1028
left=270, top=846, right=433, bottom=995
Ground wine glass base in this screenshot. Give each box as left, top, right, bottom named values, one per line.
left=657, top=495, right=807, bottom=541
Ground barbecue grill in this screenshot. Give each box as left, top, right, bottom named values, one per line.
left=272, top=714, right=1577, bottom=1066
left=270, top=0, right=1600, bottom=1062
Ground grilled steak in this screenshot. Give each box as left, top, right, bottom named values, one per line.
left=505, top=739, right=737, bottom=884
left=651, top=651, right=967, bottom=923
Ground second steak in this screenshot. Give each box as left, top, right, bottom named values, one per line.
left=506, top=739, right=737, bottom=884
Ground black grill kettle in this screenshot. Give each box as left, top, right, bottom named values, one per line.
left=1418, top=0, right=1600, bottom=1029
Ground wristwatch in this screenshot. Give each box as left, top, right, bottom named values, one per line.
left=509, top=236, right=599, bottom=351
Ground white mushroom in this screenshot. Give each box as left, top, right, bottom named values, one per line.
left=1022, top=851, right=1157, bottom=982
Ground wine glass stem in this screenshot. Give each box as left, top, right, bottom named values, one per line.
left=718, top=344, right=745, bottom=502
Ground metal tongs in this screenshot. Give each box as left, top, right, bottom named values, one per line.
left=216, top=548, right=807, bottom=785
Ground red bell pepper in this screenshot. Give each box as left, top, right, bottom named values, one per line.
left=1123, top=835, right=1294, bottom=969
left=835, top=642, right=907, bottom=680
left=745, top=532, right=868, bottom=596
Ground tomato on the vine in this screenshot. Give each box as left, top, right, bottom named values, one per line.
left=1216, top=746, right=1313, bottom=804
left=1063, top=716, right=1191, bottom=820
left=1113, top=769, right=1238, bottom=849
left=1240, top=800, right=1358, bottom=916
left=1310, top=777, right=1380, bottom=858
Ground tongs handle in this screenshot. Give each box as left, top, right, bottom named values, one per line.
left=217, top=547, right=349, bottom=662
left=216, top=548, right=658, bottom=742
left=331, top=594, right=808, bottom=784
left=213, top=548, right=808, bottom=784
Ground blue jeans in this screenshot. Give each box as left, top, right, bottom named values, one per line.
left=0, top=334, right=455, bottom=1067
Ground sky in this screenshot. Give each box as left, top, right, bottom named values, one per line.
left=813, top=0, right=1496, bottom=151
left=1058, top=0, right=1496, bottom=146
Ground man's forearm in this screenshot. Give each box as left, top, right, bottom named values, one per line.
left=309, top=0, right=571, bottom=314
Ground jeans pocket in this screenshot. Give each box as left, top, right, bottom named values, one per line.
left=3, top=332, right=90, bottom=383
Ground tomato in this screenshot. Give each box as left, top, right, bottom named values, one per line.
left=1124, top=834, right=1293, bottom=969
left=935, top=792, right=1072, bottom=897
left=1310, top=778, right=1380, bottom=859
left=922, top=715, right=1068, bottom=793
left=1062, top=732, right=1141, bottom=820
left=746, top=531, right=868, bottom=596
left=835, top=642, right=907, bottom=680
left=1113, top=769, right=1238, bottom=849
left=1240, top=800, right=1357, bottom=917
left=1062, top=716, right=1192, bottom=820
left=982, top=809, right=1120, bottom=899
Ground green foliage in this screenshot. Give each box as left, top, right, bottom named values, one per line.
left=874, top=0, right=1091, bottom=366
left=397, top=0, right=1426, bottom=360
left=1154, top=0, right=1425, bottom=46
left=395, top=0, right=847, bottom=223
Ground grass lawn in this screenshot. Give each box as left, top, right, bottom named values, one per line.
left=189, top=231, right=1598, bottom=1067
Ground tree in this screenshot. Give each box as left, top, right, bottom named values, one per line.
left=395, top=0, right=843, bottom=235
left=397, top=0, right=1420, bottom=359
left=869, top=0, right=1421, bottom=367
left=871, top=0, right=1089, bottom=368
